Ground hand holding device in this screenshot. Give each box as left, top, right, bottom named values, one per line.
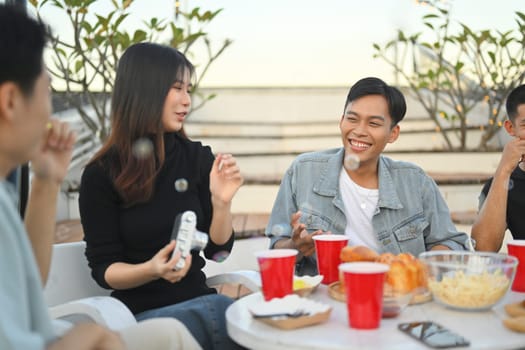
left=171, top=211, right=208, bottom=270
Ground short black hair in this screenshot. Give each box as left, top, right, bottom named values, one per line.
left=505, top=84, right=525, bottom=122
left=344, top=77, right=407, bottom=126
left=0, top=4, right=49, bottom=96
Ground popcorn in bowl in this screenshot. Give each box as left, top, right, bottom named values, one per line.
left=419, top=251, right=518, bottom=311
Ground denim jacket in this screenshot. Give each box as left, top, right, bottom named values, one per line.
left=265, top=148, right=468, bottom=276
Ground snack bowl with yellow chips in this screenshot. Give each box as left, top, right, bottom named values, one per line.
left=293, top=275, right=323, bottom=297
left=419, top=251, right=518, bottom=311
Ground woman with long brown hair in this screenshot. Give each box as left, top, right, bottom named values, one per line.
left=79, top=42, right=244, bottom=350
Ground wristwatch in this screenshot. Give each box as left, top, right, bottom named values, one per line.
left=465, top=237, right=477, bottom=251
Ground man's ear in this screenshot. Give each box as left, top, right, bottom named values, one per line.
left=388, top=124, right=400, bottom=143
left=0, top=82, right=20, bottom=122
left=503, top=119, right=515, bottom=136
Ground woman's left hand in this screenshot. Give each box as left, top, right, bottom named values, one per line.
left=209, top=153, right=243, bottom=205
left=150, top=241, right=192, bottom=283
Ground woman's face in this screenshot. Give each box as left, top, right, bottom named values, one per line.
left=161, top=69, right=192, bottom=132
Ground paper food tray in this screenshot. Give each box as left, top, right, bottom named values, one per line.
left=252, top=308, right=332, bottom=330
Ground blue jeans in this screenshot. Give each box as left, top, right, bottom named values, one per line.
left=135, top=294, right=244, bottom=350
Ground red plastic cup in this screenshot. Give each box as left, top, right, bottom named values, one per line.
left=255, top=249, right=298, bottom=301
left=339, top=262, right=389, bottom=329
left=313, top=235, right=349, bottom=284
left=508, top=240, right=525, bottom=292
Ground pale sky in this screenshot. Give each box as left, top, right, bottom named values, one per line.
left=33, top=0, right=525, bottom=87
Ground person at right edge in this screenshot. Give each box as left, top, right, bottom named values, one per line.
left=471, top=84, right=525, bottom=252
left=265, top=77, right=469, bottom=276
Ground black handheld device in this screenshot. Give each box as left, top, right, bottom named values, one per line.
left=398, top=321, right=470, bottom=348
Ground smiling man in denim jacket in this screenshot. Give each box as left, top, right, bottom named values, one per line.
left=266, top=77, right=468, bottom=275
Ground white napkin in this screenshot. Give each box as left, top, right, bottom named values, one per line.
left=249, top=294, right=330, bottom=317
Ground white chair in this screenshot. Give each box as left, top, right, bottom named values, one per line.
left=44, top=241, right=261, bottom=330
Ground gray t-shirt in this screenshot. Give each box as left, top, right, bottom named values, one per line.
left=0, top=181, right=56, bottom=349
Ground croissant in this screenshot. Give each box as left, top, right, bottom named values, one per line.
left=340, top=245, right=379, bottom=262
left=339, top=246, right=427, bottom=294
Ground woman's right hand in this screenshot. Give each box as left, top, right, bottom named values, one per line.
left=150, top=240, right=192, bottom=283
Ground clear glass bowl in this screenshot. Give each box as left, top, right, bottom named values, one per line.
left=419, top=251, right=518, bottom=311
left=328, top=280, right=412, bottom=317
left=382, top=290, right=413, bottom=318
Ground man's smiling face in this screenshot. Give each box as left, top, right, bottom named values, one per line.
left=340, top=94, right=400, bottom=169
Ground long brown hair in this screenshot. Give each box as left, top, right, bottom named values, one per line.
left=89, top=43, right=194, bottom=206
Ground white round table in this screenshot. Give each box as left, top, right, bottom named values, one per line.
left=226, top=284, right=525, bottom=350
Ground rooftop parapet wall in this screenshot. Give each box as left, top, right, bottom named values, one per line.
left=54, top=87, right=501, bottom=238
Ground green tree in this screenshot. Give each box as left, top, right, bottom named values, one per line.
left=30, top=0, right=231, bottom=142
left=374, top=4, right=525, bottom=151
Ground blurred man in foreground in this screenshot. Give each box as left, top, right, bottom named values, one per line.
left=0, top=4, right=201, bottom=349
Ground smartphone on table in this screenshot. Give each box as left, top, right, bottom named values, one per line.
left=398, top=321, right=470, bottom=348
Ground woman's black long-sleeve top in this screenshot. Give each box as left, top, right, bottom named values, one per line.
left=78, top=132, right=234, bottom=314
